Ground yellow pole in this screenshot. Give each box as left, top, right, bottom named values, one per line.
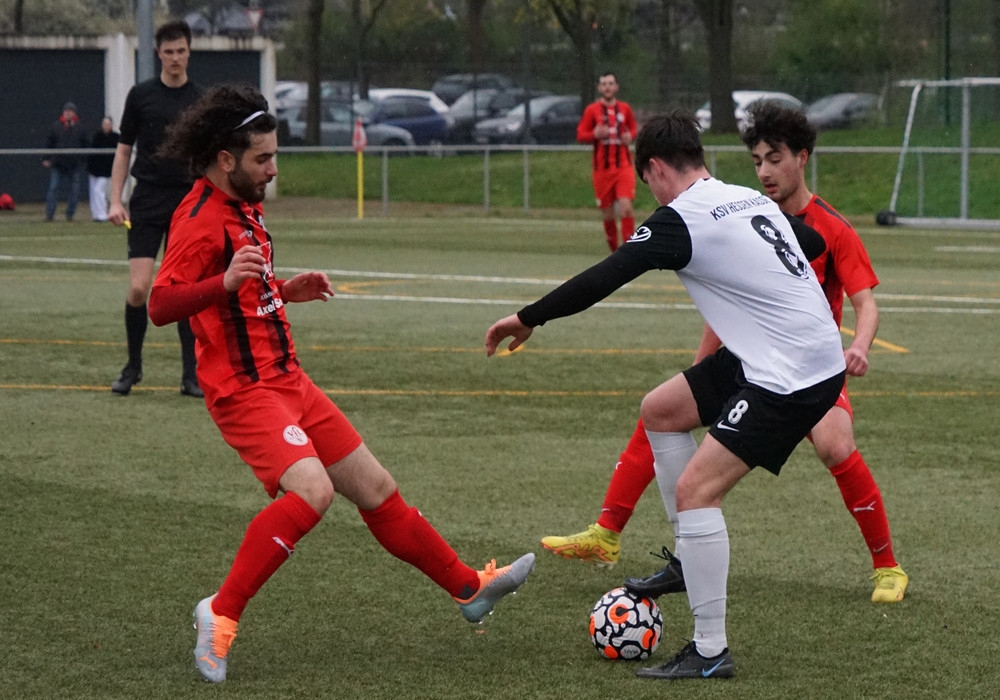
left=356, top=150, right=364, bottom=220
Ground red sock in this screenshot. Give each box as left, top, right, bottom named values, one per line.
left=829, top=450, right=897, bottom=569
left=602, top=219, right=618, bottom=251
left=360, top=489, right=479, bottom=599
left=597, top=418, right=656, bottom=533
left=620, top=216, right=635, bottom=245
left=213, top=491, right=322, bottom=621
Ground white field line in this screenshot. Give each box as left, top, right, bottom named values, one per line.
left=1, top=254, right=998, bottom=313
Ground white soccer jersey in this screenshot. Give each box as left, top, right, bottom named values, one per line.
left=517, top=177, right=846, bottom=395
left=632, top=178, right=845, bottom=393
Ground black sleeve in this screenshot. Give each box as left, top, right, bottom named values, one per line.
left=517, top=251, right=652, bottom=327
left=784, top=212, right=826, bottom=262
left=516, top=206, right=692, bottom=328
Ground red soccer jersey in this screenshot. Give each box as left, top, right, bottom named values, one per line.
left=151, top=178, right=300, bottom=407
left=577, top=100, right=638, bottom=172
left=800, top=195, right=879, bottom=327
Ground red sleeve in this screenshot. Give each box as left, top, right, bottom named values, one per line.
left=148, top=274, right=228, bottom=326
left=624, top=103, right=638, bottom=139
left=577, top=103, right=598, bottom=143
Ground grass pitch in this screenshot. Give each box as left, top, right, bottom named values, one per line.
left=1, top=200, right=999, bottom=699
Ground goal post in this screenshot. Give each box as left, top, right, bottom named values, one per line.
left=877, top=76, right=1000, bottom=230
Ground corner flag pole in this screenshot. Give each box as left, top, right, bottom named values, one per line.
left=352, top=118, right=368, bottom=220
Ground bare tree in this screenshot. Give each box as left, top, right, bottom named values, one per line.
left=545, top=0, right=598, bottom=108
left=351, top=0, right=390, bottom=99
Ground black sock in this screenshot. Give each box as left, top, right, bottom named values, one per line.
left=178, top=318, right=197, bottom=380
left=125, top=302, right=148, bottom=370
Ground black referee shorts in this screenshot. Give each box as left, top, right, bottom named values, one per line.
left=126, top=182, right=190, bottom=260
left=683, top=347, right=845, bottom=475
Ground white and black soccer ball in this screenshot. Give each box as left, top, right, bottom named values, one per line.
left=588, top=587, right=662, bottom=660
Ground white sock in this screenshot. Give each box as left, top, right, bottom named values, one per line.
left=646, top=430, right=697, bottom=550
left=676, top=507, right=729, bottom=657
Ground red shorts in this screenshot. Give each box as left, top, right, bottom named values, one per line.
left=592, top=167, right=636, bottom=209
left=209, top=371, right=363, bottom=497
left=832, top=380, right=854, bottom=420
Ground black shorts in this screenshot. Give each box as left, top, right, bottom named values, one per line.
left=126, top=182, right=190, bottom=259
left=682, top=347, right=845, bottom=475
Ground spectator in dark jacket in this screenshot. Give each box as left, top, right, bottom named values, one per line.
left=87, top=116, right=119, bottom=221
left=43, top=101, right=89, bottom=221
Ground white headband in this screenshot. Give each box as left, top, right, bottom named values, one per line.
left=232, top=110, right=266, bottom=131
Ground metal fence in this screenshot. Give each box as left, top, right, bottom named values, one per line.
left=7, top=143, right=1000, bottom=228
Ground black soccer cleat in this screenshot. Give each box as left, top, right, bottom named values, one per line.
left=635, top=641, right=734, bottom=680
left=111, top=365, right=143, bottom=396
left=623, top=545, right=686, bottom=598
left=180, top=375, right=204, bottom=399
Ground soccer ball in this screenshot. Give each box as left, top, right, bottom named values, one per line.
left=589, top=587, right=662, bottom=660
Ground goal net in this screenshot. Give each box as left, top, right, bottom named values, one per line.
left=877, top=77, right=1000, bottom=230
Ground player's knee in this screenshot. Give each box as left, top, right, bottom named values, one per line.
left=819, top=439, right=857, bottom=469
left=296, top=477, right=335, bottom=514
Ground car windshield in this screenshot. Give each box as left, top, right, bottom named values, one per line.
left=451, top=89, right=498, bottom=115
left=506, top=96, right=562, bottom=118
left=808, top=94, right=851, bottom=112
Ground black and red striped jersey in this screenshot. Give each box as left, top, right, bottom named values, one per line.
left=152, top=178, right=300, bottom=407
left=577, top=99, right=638, bottom=171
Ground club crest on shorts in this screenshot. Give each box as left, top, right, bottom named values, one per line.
left=283, top=425, right=308, bottom=446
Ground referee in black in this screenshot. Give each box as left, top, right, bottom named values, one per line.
left=108, top=20, right=204, bottom=397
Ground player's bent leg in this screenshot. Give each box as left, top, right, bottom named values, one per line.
left=812, top=408, right=906, bottom=599
left=640, top=373, right=702, bottom=434
left=337, top=444, right=536, bottom=621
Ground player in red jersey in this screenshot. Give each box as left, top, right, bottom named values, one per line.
left=577, top=72, right=639, bottom=252
left=543, top=102, right=908, bottom=604
left=147, top=84, right=534, bottom=683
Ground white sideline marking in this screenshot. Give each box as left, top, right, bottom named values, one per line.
left=1, top=254, right=998, bottom=313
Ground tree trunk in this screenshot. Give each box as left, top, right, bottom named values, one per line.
left=305, top=0, right=324, bottom=145
left=693, top=0, right=735, bottom=133
left=467, top=0, right=489, bottom=75
left=547, top=0, right=596, bottom=119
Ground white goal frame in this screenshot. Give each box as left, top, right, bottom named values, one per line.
left=878, top=76, right=1000, bottom=230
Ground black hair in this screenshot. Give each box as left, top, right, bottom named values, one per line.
left=740, top=101, right=816, bottom=156
left=155, top=20, right=192, bottom=47
left=599, top=71, right=618, bottom=82
left=157, top=83, right=277, bottom=177
left=633, top=110, right=705, bottom=178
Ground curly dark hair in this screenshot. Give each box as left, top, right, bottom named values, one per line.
left=157, top=83, right=277, bottom=177
left=741, top=101, right=816, bottom=156
left=633, top=110, right=705, bottom=179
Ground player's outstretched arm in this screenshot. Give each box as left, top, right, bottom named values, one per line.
left=281, top=271, right=334, bottom=303
left=485, top=314, right=533, bottom=356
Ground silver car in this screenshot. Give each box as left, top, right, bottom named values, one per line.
left=278, top=101, right=415, bottom=149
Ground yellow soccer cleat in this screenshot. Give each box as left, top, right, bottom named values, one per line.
left=541, top=523, right=621, bottom=568
left=870, top=565, right=909, bottom=603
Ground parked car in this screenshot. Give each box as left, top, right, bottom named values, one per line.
left=473, top=95, right=582, bottom=145
left=355, top=88, right=454, bottom=146
left=278, top=101, right=415, bottom=149
left=695, top=90, right=803, bottom=131
left=431, top=73, right=516, bottom=105
left=806, top=92, right=880, bottom=130
left=274, top=80, right=354, bottom=110
left=447, top=87, right=550, bottom=143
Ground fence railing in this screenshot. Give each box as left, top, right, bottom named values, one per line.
left=7, top=143, right=1000, bottom=223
